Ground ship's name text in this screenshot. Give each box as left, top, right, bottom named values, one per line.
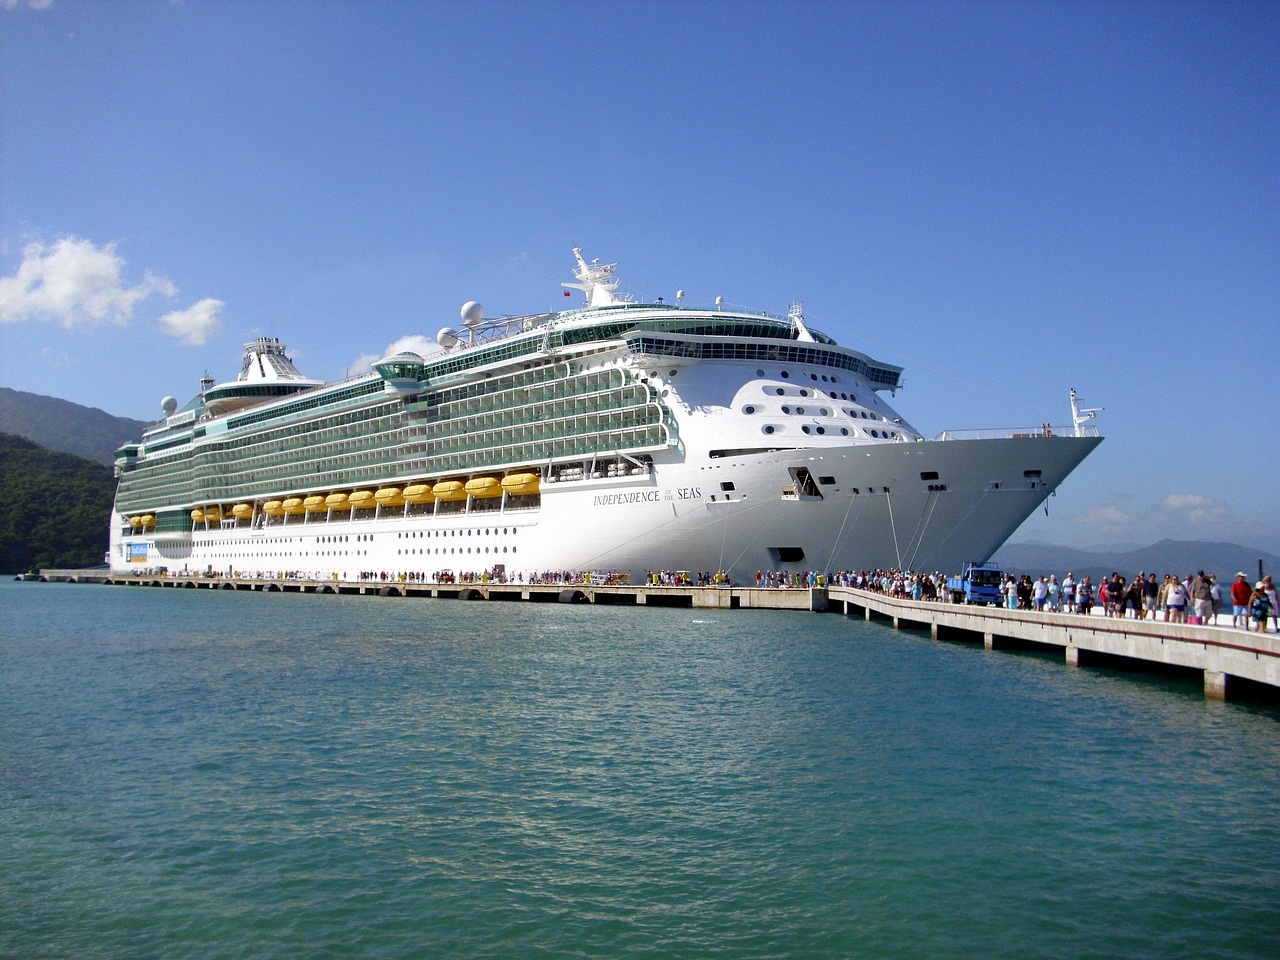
left=593, top=487, right=702, bottom=507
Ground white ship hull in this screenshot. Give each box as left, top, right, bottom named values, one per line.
left=109, top=435, right=1099, bottom=581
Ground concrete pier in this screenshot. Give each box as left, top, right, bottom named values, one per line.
left=828, top=586, right=1280, bottom=701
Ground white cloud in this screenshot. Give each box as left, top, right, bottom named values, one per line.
left=1074, top=493, right=1240, bottom=541
left=2, top=1, right=56, bottom=10
left=1075, top=505, right=1139, bottom=530
left=158, top=297, right=225, bottom=346
left=0, top=236, right=175, bottom=327
left=1151, top=493, right=1232, bottom=531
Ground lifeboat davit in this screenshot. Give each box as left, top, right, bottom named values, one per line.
left=403, top=483, right=436, bottom=504
left=501, top=472, right=541, bottom=496
left=375, top=487, right=405, bottom=507
left=262, top=500, right=286, bottom=517
left=282, top=497, right=306, bottom=515
left=303, top=496, right=327, bottom=513
left=465, top=476, right=502, bottom=499
left=432, top=479, right=467, bottom=502
left=348, top=490, right=376, bottom=510
left=231, top=503, right=253, bottom=519
left=325, top=492, right=350, bottom=511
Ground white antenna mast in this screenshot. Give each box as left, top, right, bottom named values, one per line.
left=1070, top=388, right=1103, bottom=437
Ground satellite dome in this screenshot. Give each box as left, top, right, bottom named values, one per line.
left=461, top=301, right=484, bottom=326
left=161, top=396, right=178, bottom=416
left=437, top=326, right=460, bottom=349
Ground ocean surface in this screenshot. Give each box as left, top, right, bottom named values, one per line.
left=2, top=580, right=1278, bottom=960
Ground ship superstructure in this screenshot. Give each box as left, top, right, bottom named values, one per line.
left=109, top=249, right=1101, bottom=580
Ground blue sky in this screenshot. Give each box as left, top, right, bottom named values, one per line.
left=2, top=0, right=1277, bottom=551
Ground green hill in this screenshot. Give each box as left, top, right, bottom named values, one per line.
left=0, top=387, right=150, bottom=466
left=0, top=433, right=116, bottom=573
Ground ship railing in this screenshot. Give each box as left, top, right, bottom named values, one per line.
left=930, top=424, right=1098, bottom=441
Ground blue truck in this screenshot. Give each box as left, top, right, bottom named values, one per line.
left=946, top=562, right=1004, bottom=605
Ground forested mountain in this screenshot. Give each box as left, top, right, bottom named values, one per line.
left=0, top=387, right=150, bottom=466
left=0, top=433, right=115, bottom=573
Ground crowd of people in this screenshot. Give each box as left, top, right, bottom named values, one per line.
left=851, top=567, right=1277, bottom=633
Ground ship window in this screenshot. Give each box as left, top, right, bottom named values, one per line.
left=801, top=425, right=811, bottom=434
left=816, top=427, right=825, bottom=434
left=811, top=374, right=818, bottom=380
left=757, top=369, right=765, bottom=377
left=796, top=407, right=805, bottom=415
left=841, top=428, right=849, bottom=435
left=920, top=471, right=940, bottom=481
left=780, top=371, right=789, bottom=378
left=720, top=481, right=736, bottom=491
left=799, top=389, right=809, bottom=397
left=743, top=405, right=756, bottom=414
left=819, top=476, right=836, bottom=485
left=763, top=425, right=776, bottom=435
left=775, top=388, right=785, bottom=396
left=1024, top=470, right=1042, bottom=478
left=769, top=546, right=805, bottom=563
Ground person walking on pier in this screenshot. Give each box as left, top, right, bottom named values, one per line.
left=1189, top=571, right=1213, bottom=625
left=1250, top=582, right=1272, bottom=633
left=1231, top=573, right=1252, bottom=629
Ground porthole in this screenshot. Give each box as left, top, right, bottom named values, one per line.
left=781, top=406, right=792, bottom=414
left=810, top=373, right=818, bottom=380
left=841, top=428, right=849, bottom=436
left=796, top=407, right=805, bottom=415
left=816, top=427, right=825, bottom=434
left=763, top=425, right=776, bottom=435
left=775, top=388, right=785, bottom=396
left=799, top=389, right=809, bottom=397
left=669, top=370, right=677, bottom=377
left=801, top=425, right=812, bottom=434
left=756, top=369, right=765, bottom=377
left=780, top=371, right=790, bottom=379
left=743, top=405, right=756, bottom=415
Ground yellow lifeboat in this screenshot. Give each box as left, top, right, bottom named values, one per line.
left=303, top=496, right=328, bottom=513
left=432, top=479, right=467, bottom=502
left=140, top=514, right=155, bottom=528
left=204, top=506, right=223, bottom=521
left=501, top=472, right=541, bottom=496
left=465, top=476, right=503, bottom=499
left=262, top=500, right=286, bottom=517
left=403, top=483, right=436, bottom=504
left=375, top=487, right=406, bottom=508
left=282, top=497, right=306, bottom=515
left=190, top=509, right=205, bottom=523
left=348, top=490, right=376, bottom=510
left=231, top=503, right=253, bottom=519
left=129, top=516, right=144, bottom=528
left=325, top=492, right=350, bottom=511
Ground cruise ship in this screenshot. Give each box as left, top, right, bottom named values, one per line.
left=109, top=248, right=1102, bottom=581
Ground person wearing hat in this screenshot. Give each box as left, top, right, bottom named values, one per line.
left=1250, top=581, right=1273, bottom=633
left=1230, top=573, right=1252, bottom=629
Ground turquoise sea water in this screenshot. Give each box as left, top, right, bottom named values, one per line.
left=2, top=580, right=1278, bottom=960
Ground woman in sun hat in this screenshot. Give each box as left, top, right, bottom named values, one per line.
left=1251, top=582, right=1273, bottom=633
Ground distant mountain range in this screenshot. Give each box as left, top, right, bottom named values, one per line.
left=992, top=539, right=1279, bottom=583
left=0, top=387, right=150, bottom=467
